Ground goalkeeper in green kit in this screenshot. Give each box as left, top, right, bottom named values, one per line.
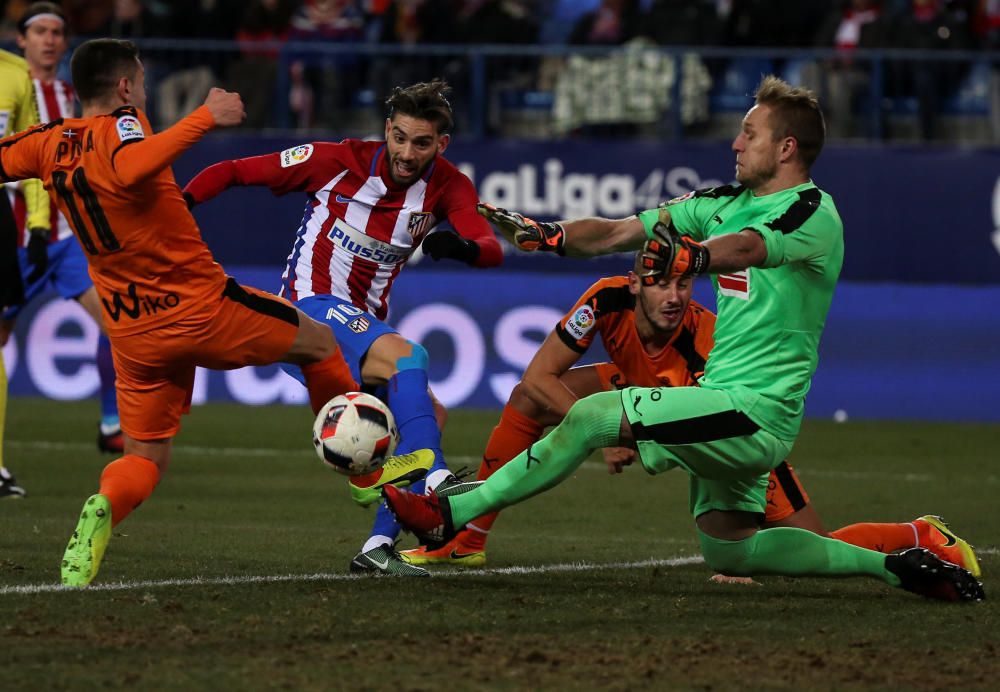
left=384, top=76, right=984, bottom=602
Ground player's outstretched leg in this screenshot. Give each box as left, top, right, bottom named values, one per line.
left=61, top=454, right=160, bottom=587
left=832, top=515, right=981, bottom=578
left=356, top=343, right=458, bottom=575
left=386, top=391, right=623, bottom=546
left=697, top=526, right=985, bottom=603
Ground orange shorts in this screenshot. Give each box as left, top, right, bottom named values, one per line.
left=764, top=460, right=811, bottom=522
left=111, top=279, right=299, bottom=440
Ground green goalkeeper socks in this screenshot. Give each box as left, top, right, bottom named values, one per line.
left=698, top=527, right=900, bottom=586
left=448, top=391, right=623, bottom=527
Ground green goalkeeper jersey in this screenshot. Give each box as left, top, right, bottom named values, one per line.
left=638, top=181, right=844, bottom=441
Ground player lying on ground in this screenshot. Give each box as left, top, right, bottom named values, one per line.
left=384, top=76, right=984, bottom=602
left=183, top=79, right=503, bottom=577
left=0, top=39, right=421, bottom=586
left=400, top=253, right=980, bottom=580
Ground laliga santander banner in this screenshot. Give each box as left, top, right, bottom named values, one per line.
left=4, top=268, right=1000, bottom=421
left=169, top=137, right=1000, bottom=284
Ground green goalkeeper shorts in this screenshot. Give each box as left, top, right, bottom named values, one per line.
left=620, top=385, right=794, bottom=518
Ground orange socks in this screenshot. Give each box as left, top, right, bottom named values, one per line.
left=830, top=521, right=919, bottom=553
left=464, top=404, right=545, bottom=545
left=302, top=347, right=358, bottom=414
left=98, top=455, right=161, bottom=526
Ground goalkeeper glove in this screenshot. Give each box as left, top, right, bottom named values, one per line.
left=638, top=222, right=710, bottom=285
left=477, top=203, right=565, bottom=254
left=26, top=228, right=49, bottom=284
left=421, top=231, right=480, bottom=264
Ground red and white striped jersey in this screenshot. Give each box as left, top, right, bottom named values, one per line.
left=224, top=139, right=494, bottom=320
left=7, top=77, right=76, bottom=245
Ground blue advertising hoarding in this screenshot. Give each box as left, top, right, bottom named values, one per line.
left=4, top=268, right=999, bottom=421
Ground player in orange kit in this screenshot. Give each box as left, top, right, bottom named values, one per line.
left=401, top=249, right=980, bottom=580
left=0, top=38, right=385, bottom=586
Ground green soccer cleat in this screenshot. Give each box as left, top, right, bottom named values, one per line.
left=61, top=494, right=112, bottom=588
left=914, top=515, right=982, bottom=578
left=349, top=449, right=434, bottom=507
left=349, top=544, right=429, bottom=577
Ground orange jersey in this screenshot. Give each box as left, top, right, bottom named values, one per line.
left=0, top=105, right=226, bottom=336
left=555, top=276, right=716, bottom=388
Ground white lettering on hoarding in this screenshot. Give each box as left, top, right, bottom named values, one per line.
left=489, top=306, right=562, bottom=403
left=9, top=296, right=576, bottom=409
left=26, top=300, right=99, bottom=400
left=396, top=304, right=485, bottom=407
left=467, top=158, right=724, bottom=219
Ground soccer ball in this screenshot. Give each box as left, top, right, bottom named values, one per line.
left=312, top=392, right=399, bottom=476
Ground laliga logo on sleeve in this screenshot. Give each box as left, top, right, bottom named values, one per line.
left=281, top=144, right=314, bottom=168
left=116, top=115, right=144, bottom=142
left=566, top=305, right=595, bottom=340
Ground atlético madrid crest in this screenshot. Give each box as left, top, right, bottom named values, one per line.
left=407, top=212, right=432, bottom=238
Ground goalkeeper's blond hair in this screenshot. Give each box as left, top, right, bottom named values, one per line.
left=754, top=76, right=826, bottom=169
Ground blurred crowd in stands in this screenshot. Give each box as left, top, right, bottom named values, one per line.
left=1, top=0, right=998, bottom=141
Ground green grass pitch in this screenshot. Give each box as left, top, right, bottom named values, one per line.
left=1, top=399, right=997, bottom=690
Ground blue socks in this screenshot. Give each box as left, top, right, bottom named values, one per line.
left=367, top=365, right=448, bottom=547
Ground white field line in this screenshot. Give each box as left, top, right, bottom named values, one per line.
left=0, top=555, right=705, bottom=596
left=5, top=549, right=996, bottom=596
left=8, top=441, right=996, bottom=484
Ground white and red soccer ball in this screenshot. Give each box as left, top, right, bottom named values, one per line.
left=312, top=392, right=399, bottom=475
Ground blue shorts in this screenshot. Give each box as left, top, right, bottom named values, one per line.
left=281, top=294, right=396, bottom=387
left=3, top=237, right=93, bottom=320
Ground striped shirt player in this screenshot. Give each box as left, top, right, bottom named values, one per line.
left=184, top=137, right=502, bottom=383
left=185, top=80, right=503, bottom=577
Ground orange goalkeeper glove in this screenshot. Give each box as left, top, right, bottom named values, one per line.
left=638, top=221, right=710, bottom=285
left=477, top=203, right=565, bottom=254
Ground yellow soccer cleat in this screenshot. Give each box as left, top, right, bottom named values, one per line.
left=61, top=494, right=112, bottom=587
left=348, top=449, right=434, bottom=507
left=914, top=515, right=982, bottom=578
left=399, top=529, right=487, bottom=568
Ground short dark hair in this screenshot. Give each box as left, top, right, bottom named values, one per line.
left=17, top=2, right=66, bottom=36
left=754, top=75, right=826, bottom=169
left=385, top=79, right=454, bottom=135
left=71, top=39, right=141, bottom=104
